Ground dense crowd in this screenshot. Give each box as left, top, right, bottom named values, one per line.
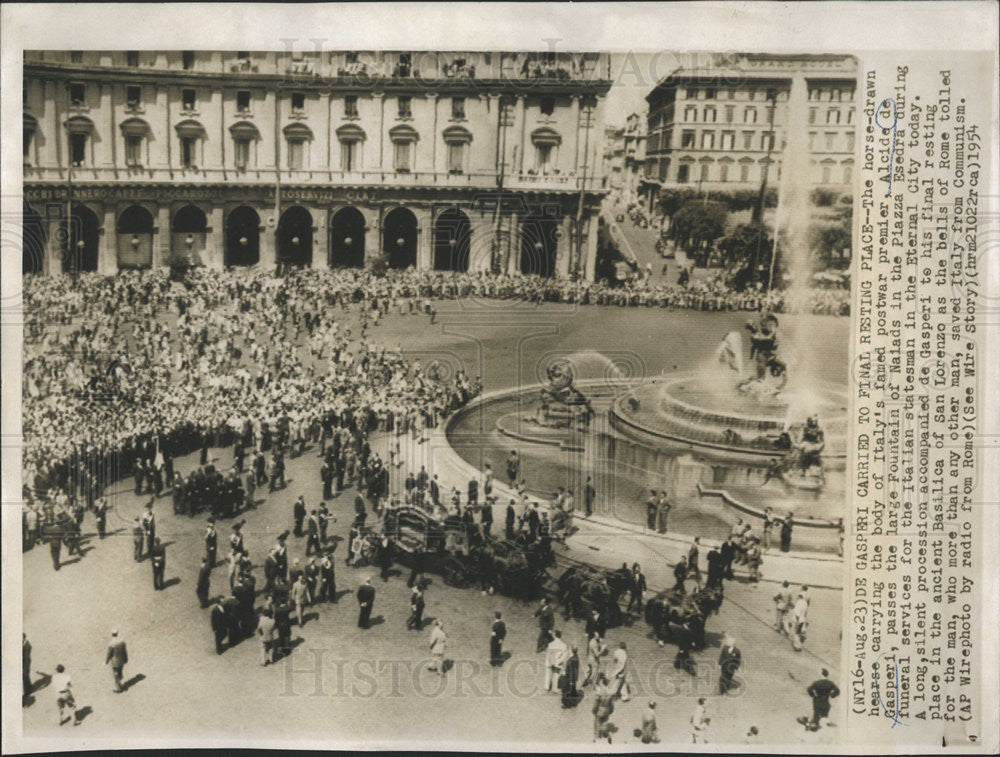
left=21, top=266, right=483, bottom=512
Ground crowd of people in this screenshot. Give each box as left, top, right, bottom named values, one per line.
left=21, top=264, right=838, bottom=742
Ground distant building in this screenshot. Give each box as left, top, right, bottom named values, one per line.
left=602, top=126, right=624, bottom=190
left=621, top=112, right=645, bottom=205
left=640, top=53, right=857, bottom=213
left=23, top=50, right=611, bottom=279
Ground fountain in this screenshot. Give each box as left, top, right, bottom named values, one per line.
left=444, top=79, right=846, bottom=551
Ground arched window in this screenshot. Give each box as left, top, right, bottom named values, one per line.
left=336, top=124, right=366, bottom=171
left=229, top=121, right=260, bottom=170
left=175, top=120, right=205, bottom=168
left=389, top=125, right=418, bottom=173
left=117, top=205, right=154, bottom=269
left=64, top=115, right=95, bottom=167
left=120, top=118, right=151, bottom=167
left=283, top=123, right=313, bottom=170
left=531, top=128, right=561, bottom=175
left=442, top=126, right=472, bottom=174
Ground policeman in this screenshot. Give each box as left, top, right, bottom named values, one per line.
left=205, top=518, right=218, bottom=567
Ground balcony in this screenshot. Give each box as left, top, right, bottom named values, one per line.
left=337, top=62, right=369, bottom=77
left=285, top=60, right=316, bottom=77
left=229, top=59, right=259, bottom=73
left=442, top=61, right=476, bottom=79
left=24, top=165, right=606, bottom=193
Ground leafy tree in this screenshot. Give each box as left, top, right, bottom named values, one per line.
left=656, top=188, right=696, bottom=229
left=716, top=222, right=775, bottom=291
left=668, top=200, right=728, bottom=263
left=810, top=219, right=852, bottom=270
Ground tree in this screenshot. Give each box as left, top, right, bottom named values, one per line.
left=716, top=223, right=774, bottom=291
left=810, top=219, right=852, bottom=270
left=656, top=188, right=696, bottom=229
left=668, top=200, right=728, bottom=264
left=594, top=219, right=628, bottom=285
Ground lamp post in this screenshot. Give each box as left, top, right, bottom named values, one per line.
left=753, top=88, right=779, bottom=286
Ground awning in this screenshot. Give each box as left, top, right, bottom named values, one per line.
left=120, top=118, right=151, bottom=138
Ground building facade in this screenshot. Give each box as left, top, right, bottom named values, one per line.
left=22, top=50, right=611, bottom=278
left=640, top=53, right=857, bottom=212
left=620, top=112, right=645, bottom=205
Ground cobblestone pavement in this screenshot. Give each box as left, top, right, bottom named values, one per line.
left=21, top=305, right=847, bottom=748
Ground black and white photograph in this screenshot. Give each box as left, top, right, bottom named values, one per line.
left=3, top=3, right=998, bottom=754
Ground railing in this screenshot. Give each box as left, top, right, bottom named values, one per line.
left=24, top=165, right=607, bottom=192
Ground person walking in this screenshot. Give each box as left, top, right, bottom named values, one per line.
left=584, top=476, right=595, bottom=517
left=690, top=697, right=710, bottom=743
left=544, top=629, right=569, bottom=692
left=687, top=537, right=703, bottom=585
left=291, top=574, right=310, bottom=627
left=356, top=577, right=375, bottom=629
left=407, top=586, right=425, bottom=630
left=22, top=634, right=33, bottom=701
left=638, top=700, right=661, bottom=744
left=105, top=629, right=129, bottom=693
left=378, top=535, right=393, bottom=582
left=305, top=510, right=321, bottom=556
left=293, top=496, right=306, bottom=537
left=505, top=499, right=517, bottom=540
left=780, top=511, right=794, bottom=552
left=591, top=674, right=616, bottom=744
left=626, top=563, right=646, bottom=615
left=534, top=597, right=555, bottom=652
left=256, top=609, right=276, bottom=666
left=560, top=646, right=582, bottom=708
left=196, top=557, right=211, bottom=608
left=806, top=668, right=841, bottom=730
left=611, top=641, right=631, bottom=702
left=582, top=631, right=608, bottom=687
left=717, top=633, right=742, bottom=694
left=210, top=599, right=228, bottom=655
left=131, top=516, right=144, bottom=562
left=150, top=537, right=166, bottom=590
left=52, top=664, right=78, bottom=726
left=204, top=518, right=218, bottom=567
left=428, top=619, right=447, bottom=675
left=319, top=552, right=337, bottom=603
left=490, top=611, right=506, bottom=667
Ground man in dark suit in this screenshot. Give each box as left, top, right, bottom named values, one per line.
left=528, top=503, right=541, bottom=542
left=505, top=500, right=517, bottom=540
left=490, top=611, right=507, bottom=666
left=406, top=586, right=425, bottom=630
left=626, top=564, right=647, bottom=614
left=196, top=557, right=211, bottom=608
left=321, top=460, right=333, bottom=500
left=293, top=496, right=306, bottom=537
left=357, top=577, right=376, bottom=629
left=430, top=475, right=440, bottom=507
left=204, top=518, right=218, bottom=567
left=150, top=537, right=166, bottom=590
left=481, top=499, right=494, bottom=539
left=210, top=599, right=228, bottom=654
left=305, top=511, right=321, bottom=556
left=534, top=597, right=555, bottom=652
left=806, top=668, right=841, bottom=729
left=717, top=633, right=742, bottom=694
left=105, top=629, right=129, bottom=693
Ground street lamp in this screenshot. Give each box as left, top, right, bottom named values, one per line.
left=396, top=237, right=405, bottom=247
left=185, top=234, right=194, bottom=249
left=343, top=236, right=352, bottom=246
left=131, top=236, right=140, bottom=248
left=291, top=236, right=300, bottom=246
left=239, top=236, right=249, bottom=247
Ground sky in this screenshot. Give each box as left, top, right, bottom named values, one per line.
left=603, top=51, right=709, bottom=127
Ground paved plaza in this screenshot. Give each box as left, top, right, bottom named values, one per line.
left=22, top=301, right=848, bottom=747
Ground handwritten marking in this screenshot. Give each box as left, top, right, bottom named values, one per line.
left=875, top=98, right=898, bottom=197
left=873, top=651, right=907, bottom=728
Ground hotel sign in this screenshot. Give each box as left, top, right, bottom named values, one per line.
left=25, top=184, right=378, bottom=204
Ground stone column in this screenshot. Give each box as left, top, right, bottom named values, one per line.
left=569, top=94, right=581, bottom=176
left=506, top=211, right=519, bottom=275
left=515, top=94, right=527, bottom=175
left=556, top=215, right=572, bottom=278
left=46, top=216, right=62, bottom=275
left=484, top=93, right=500, bottom=176
left=259, top=207, right=277, bottom=268
left=208, top=205, right=225, bottom=269
left=100, top=204, right=116, bottom=274
left=584, top=213, right=599, bottom=282
left=372, top=92, right=385, bottom=171
left=156, top=204, right=171, bottom=268
left=416, top=207, right=431, bottom=270
left=312, top=206, right=329, bottom=268
left=428, top=92, right=439, bottom=174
